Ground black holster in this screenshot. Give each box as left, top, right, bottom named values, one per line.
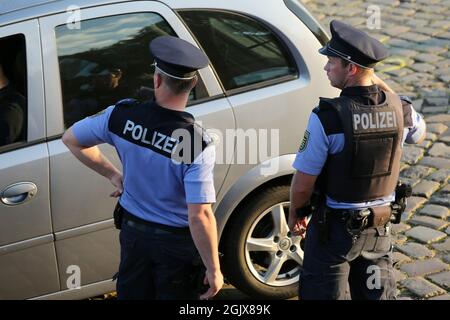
left=346, top=209, right=370, bottom=241
left=391, top=182, right=412, bottom=224
left=113, top=202, right=124, bottom=230
left=316, top=202, right=330, bottom=245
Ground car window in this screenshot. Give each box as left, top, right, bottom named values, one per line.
left=0, top=34, right=27, bottom=150
left=55, top=12, right=208, bottom=129
left=179, top=10, right=297, bottom=91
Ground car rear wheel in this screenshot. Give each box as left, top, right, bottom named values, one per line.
left=222, top=185, right=304, bottom=299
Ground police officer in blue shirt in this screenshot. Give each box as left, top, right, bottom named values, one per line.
left=63, top=36, right=223, bottom=300
left=288, top=20, right=426, bottom=300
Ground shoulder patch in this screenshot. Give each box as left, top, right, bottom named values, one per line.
left=299, top=130, right=310, bottom=152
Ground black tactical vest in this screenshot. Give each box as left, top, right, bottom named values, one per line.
left=318, top=91, right=404, bottom=202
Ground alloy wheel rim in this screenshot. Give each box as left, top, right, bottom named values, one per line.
left=244, top=201, right=304, bottom=287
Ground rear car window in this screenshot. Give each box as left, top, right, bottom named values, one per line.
left=179, top=10, right=297, bottom=92
left=55, top=12, right=208, bottom=128
left=0, top=34, right=27, bottom=151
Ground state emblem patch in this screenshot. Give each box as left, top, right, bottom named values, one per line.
left=299, top=130, right=310, bottom=152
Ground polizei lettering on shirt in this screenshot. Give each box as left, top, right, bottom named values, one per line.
left=352, top=110, right=397, bottom=133
left=120, top=119, right=205, bottom=163
left=123, top=119, right=178, bottom=153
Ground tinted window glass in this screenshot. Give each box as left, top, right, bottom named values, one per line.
left=55, top=13, right=208, bottom=128
left=180, top=10, right=297, bottom=91
left=0, top=34, right=27, bottom=149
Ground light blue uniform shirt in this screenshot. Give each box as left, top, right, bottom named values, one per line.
left=72, top=104, right=216, bottom=227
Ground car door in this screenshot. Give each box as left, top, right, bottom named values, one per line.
left=177, top=2, right=339, bottom=197
left=176, top=2, right=339, bottom=297
left=0, top=20, right=59, bottom=299
left=39, top=1, right=234, bottom=292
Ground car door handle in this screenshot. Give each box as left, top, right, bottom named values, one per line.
left=1, top=182, right=37, bottom=205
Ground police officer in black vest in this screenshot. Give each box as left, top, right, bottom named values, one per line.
left=288, top=20, right=426, bottom=300
left=63, top=36, right=223, bottom=300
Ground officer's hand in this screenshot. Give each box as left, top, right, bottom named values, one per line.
left=288, top=215, right=307, bottom=238
left=199, top=269, right=223, bottom=300
left=109, top=172, right=123, bottom=197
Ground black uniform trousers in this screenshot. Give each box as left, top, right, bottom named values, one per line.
left=116, top=218, right=204, bottom=300
left=299, top=210, right=396, bottom=300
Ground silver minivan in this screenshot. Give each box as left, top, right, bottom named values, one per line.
left=0, top=0, right=338, bottom=299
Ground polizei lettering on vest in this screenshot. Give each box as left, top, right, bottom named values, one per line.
left=123, top=120, right=178, bottom=153
left=353, top=111, right=397, bottom=131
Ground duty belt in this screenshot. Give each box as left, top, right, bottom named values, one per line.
left=328, top=206, right=392, bottom=242
left=121, top=206, right=190, bottom=235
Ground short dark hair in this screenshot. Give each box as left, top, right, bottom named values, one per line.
left=340, top=57, right=372, bottom=75
left=159, top=71, right=197, bottom=95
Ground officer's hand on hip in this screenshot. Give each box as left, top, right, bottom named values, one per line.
left=109, top=172, right=123, bottom=198
left=199, top=269, right=223, bottom=300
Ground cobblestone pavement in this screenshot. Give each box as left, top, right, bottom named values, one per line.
left=302, top=0, right=450, bottom=300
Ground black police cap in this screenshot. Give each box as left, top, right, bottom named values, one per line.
left=149, top=36, right=209, bottom=80
left=319, top=20, right=389, bottom=68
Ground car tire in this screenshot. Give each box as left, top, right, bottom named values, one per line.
left=222, top=185, right=303, bottom=299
